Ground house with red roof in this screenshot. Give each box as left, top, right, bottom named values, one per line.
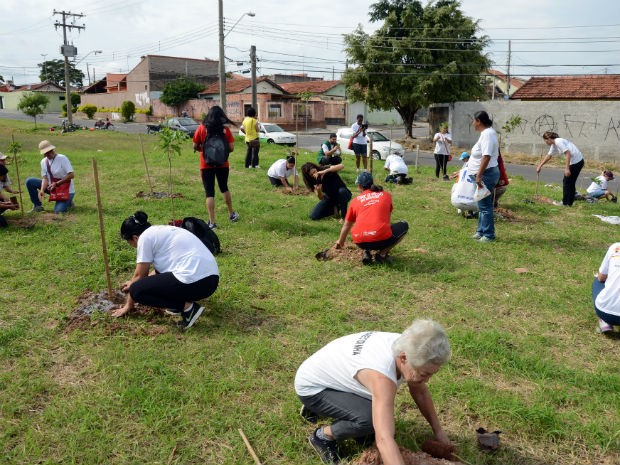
left=484, top=70, right=526, bottom=99
left=510, top=75, right=620, bottom=100
left=0, top=81, right=66, bottom=112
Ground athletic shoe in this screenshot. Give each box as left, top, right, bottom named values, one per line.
left=300, top=405, right=318, bottom=424
left=164, top=308, right=183, bottom=316
left=207, top=222, right=217, bottom=230
left=362, top=250, right=373, bottom=265
left=478, top=236, right=495, bottom=243
left=29, top=205, right=44, bottom=213
left=443, top=175, right=450, bottom=181
left=308, top=428, right=339, bottom=465
left=253, top=165, right=260, bottom=169
left=471, top=233, right=482, bottom=240
left=552, top=201, right=565, bottom=206
left=229, top=211, right=239, bottom=222
left=598, top=318, right=614, bottom=334
left=374, top=252, right=393, bottom=264
left=179, top=302, right=204, bottom=330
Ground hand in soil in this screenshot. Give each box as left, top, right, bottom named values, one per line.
left=111, top=304, right=132, bottom=318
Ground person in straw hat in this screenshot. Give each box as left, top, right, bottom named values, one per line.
left=25, top=140, right=75, bottom=213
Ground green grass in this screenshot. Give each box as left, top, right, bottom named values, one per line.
left=1, top=119, right=619, bottom=465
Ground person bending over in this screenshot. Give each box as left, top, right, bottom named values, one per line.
left=301, top=162, right=351, bottom=221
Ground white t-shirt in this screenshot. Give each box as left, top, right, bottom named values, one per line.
left=547, top=138, right=584, bottom=165
left=433, top=132, right=452, bottom=155
left=467, top=127, right=499, bottom=176
left=587, top=175, right=608, bottom=194
left=351, top=122, right=367, bottom=145
left=267, top=159, right=297, bottom=179
left=40, top=154, right=75, bottom=194
left=596, top=243, right=620, bottom=317
left=294, top=331, right=404, bottom=399
left=384, top=154, right=408, bottom=175
left=136, top=225, right=219, bottom=284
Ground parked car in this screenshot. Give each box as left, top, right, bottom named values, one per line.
left=335, top=127, right=405, bottom=160
left=238, top=123, right=296, bottom=146
left=161, top=117, right=200, bottom=137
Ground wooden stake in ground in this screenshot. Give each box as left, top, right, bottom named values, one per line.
left=368, top=132, right=374, bottom=174
left=138, top=135, right=154, bottom=193
left=92, top=159, right=114, bottom=299
left=10, top=133, right=24, bottom=215
left=238, top=429, right=262, bottom=465
left=415, top=145, right=420, bottom=173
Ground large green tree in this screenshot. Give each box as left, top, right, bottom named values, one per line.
left=159, top=77, right=204, bottom=114
left=17, top=93, right=50, bottom=127
left=343, top=0, right=490, bottom=137
left=38, top=59, right=85, bottom=88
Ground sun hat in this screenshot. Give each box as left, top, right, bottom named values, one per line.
left=356, top=171, right=374, bottom=188
left=604, top=170, right=614, bottom=180
left=38, top=140, right=56, bottom=155
left=459, top=151, right=470, bottom=161
left=0, top=152, right=7, bottom=160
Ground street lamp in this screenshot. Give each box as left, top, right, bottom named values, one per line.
left=218, top=7, right=255, bottom=111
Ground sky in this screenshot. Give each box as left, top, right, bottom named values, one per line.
left=0, top=0, right=619, bottom=85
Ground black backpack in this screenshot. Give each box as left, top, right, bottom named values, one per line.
left=180, top=217, right=221, bottom=255
left=202, top=131, right=230, bottom=166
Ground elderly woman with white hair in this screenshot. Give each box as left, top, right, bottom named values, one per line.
left=295, top=319, right=452, bottom=465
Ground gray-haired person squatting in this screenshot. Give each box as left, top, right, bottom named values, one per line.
left=295, top=319, right=452, bottom=465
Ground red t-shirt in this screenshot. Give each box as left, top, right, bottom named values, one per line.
left=193, top=124, right=234, bottom=169
left=345, top=190, right=394, bottom=243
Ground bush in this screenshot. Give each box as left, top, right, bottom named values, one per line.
left=78, top=104, right=98, bottom=119
left=61, top=103, right=76, bottom=115
left=120, top=101, right=136, bottom=122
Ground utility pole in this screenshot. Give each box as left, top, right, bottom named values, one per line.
left=54, top=9, right=85, bottom=124
left=40, top=54, right=47, bottom=82
left=505, top=39, right=511, bottom=99
left=218, top=0, right=226, bottom=111
left=250, top=45, right=257, bottom=111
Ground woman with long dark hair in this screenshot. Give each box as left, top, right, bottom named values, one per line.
left=112, top=211, right=219, bottom=330
left=300, top=162, right=351, bottom=221
left=468, top=111, right=500, bottom=243
left=192, top=106, right=239, bottom=229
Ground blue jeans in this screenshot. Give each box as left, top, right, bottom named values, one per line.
left=472, top=166, right=500, bottom=239
left=591, top=278, right=620, bottom=325
left=26, top=177, right=75, bottom=213
left=299, top=389, right=374, bottom=441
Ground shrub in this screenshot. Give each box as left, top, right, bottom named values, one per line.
left=79, top=104, right=98, bottom=119
left=120, top=101, right=136, bottom=122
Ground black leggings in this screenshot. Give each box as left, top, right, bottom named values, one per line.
left=356, top=221, right=409, bottom=251
left=129, top=272, right=219, bottom=311
left=563, top=159, right=584, bottom=206
left=310, top=188, right=352, bottom=220
left=434, top=153, right=449, bottom=177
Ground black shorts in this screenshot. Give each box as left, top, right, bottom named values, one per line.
left=201, top=167, right=229, bottom=197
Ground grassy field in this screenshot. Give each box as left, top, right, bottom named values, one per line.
left=1, top=119, right=619, bottom=465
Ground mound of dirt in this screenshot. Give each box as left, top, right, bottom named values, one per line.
left=494, top=207, right=517, bottom=220
left=136, top=191, right=184, bottom=199
left=354, top=445, right=463, bottom=465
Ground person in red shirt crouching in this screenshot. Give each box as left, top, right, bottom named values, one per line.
left=335, top=171, right=408, bottom=265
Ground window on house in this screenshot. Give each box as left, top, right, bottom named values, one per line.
left=59, top=95, right=65, bottom=100
left=268, top=104, right=281, bottom=118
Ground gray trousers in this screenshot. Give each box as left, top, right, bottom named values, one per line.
left=299, top=389, right=374, bottom=441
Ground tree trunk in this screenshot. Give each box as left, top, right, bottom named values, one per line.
left=395, top=106, right=419, bottom=138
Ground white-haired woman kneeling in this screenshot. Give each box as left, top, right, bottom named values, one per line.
left=294, top=319, right=451, bottom=465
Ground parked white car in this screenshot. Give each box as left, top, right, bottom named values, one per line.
left=335, top=127, right=405, bottom=160
left=239, top=123, right=296, bottom=146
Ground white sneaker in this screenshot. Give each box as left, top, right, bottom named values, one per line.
left=552, top=201, right=565, bottom=206
left=598, top=318, right=613, bottom=333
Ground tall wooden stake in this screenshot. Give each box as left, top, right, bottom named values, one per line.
left=92, top=159, right=113, bottom=298
left=139, top=135, right=154, bottom=193
left=10, top=133, right=24, bottom=215
left=369, top=132, right=374, bottom=174
left=238, top=429, right=262, bottom=465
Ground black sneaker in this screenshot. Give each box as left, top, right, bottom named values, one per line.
left=374, top=253, right=393, bottom=264
left=178, top=302, right=204, bottom=330
left=308, top=428, right=339, bottom=465
left=300, top=405, right=319, bottom=424
left=362, top=250, right=373, bottom=265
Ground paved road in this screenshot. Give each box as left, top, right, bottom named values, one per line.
left=0, top=110, right=600, bottom=186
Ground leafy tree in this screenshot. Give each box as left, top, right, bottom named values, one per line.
left=121, top=101, right=136, bottom=122
left=17, top=93, right=50, bottom=127
left=38, top=59, right=85, bottom=88
left=159, top=77, right=204, bottom=113
left=158, top=127, right=189, bottom=218
left=343, top=0, right=490, bottom=137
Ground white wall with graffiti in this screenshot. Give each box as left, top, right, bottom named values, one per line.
left=444, top=101, right=620, bottom=161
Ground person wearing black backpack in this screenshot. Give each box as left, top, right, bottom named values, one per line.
left=193, top=106, right=239, bottom=229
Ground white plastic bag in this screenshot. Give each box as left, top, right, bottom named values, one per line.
left=451, top=168, right=478, bottom=211
left=473, top=183, right=491, bottom=202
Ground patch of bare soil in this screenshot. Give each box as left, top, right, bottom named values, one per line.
left=64, top=289, right=171, bottom=335
left=136, top=191, right=184, bottom=199
left=523, top=195, right=554, bottom=205
left=315, top=244, right=366, bottom=264
left=494, top=207, right=517, bottom=221
left=8, top=212, right=65, bottom=228
left=354, top=445, right=464, bottom=465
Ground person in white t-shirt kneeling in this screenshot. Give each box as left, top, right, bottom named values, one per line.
left=383, top=153, right=412, bottom=184
left=267, top=156, right=299, bottom=193
left=295, top=319, right=452, bottom=465
left=592, top=243, right=620, bottom=334
left=112, top=211, right=219, bottom=330
left=586, top=170, right=616, bottom=202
